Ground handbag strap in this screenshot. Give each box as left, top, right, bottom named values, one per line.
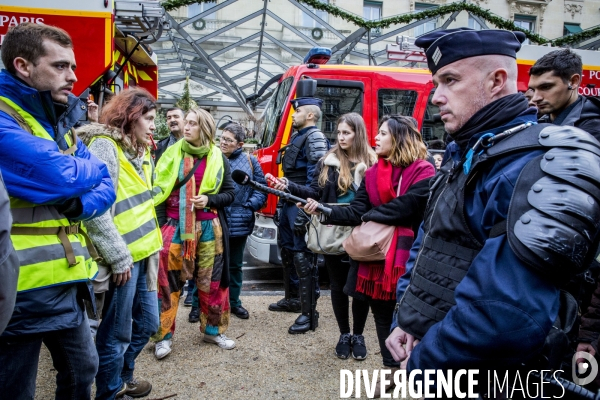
left=246, top=152, right=253, bottom=175
left=173, top=158, right=202, bottom=192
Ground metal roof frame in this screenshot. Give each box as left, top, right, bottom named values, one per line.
left=157, top=1, right=598, bottom=114
left=158, top=1, right=446, bottom=111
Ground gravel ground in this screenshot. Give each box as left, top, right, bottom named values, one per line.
left=34, top=294, right=414, bottom=399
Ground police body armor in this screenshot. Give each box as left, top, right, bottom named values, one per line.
left=280, top=127, right=326, bottom=184
left=397, top=124, right=600, bottom=340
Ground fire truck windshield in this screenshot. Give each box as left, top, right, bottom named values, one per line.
left=259, top=77, right=294, bottom=148
left=315, top=85, right=363, bottom=143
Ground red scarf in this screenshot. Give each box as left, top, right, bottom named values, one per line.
left=356, top=158, right=433, bottom=301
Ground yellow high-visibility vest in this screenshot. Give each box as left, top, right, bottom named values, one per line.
left=88, top=136, right=162, bottom=261
left=0, top=96, right=98, bottom=292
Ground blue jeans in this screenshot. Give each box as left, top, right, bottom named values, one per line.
left=0, top=313, right=98, bottom=399
left=95, top=259, right=159, bottom=400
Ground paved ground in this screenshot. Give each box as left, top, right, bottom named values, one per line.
left=35, top=294, right=409, bottom=399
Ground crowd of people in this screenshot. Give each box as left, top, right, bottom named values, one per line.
left=0, top=20, right=600, bottom=400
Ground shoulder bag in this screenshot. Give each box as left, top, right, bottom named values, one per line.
left=306, top=204, right=353, bottom=255
left=342, top=175, right=402, bottom=262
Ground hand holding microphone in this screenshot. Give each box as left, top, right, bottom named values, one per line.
left=298, top=198, right=322, bottom=216
left=265, top=173, right=288, bottom=191
left=232, top=170, right=332, bottom=216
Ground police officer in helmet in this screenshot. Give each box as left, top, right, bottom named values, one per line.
left=383, top=28, right=600, bottom=396
left=268, top=96, right=329, bottom=334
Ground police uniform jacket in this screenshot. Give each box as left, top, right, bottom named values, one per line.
left=394, top=97, right=562, bottom=372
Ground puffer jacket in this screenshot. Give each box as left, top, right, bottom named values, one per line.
left=0, top=70, right=114, bottom=219
left=224, top=148, right=267, bottom=237
left=0, top=70, right=115, bottom=336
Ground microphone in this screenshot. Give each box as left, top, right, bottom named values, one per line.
left=231, top=170, right=332, bottom=216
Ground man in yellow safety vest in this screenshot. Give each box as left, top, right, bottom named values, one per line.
left=0, top=23, right=115, bottom=398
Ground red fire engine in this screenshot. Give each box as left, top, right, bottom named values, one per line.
left=0, top=0, right=163, bottom=106
left=247, top=42, right=600, bottom=265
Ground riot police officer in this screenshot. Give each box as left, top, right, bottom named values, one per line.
left=383, top=28, right=600, bottom=397
left=268, top=97, right=328, bottom=334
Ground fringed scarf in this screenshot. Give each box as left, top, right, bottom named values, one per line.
left=179, top=141, right=210, bottom=260
left=356, top=158, right=430, bottom=301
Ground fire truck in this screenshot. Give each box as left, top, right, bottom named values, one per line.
left=247, top=42, right=600, bottom=265
left=0, top=0, right=165, bottom=107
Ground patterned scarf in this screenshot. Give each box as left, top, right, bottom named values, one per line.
left=179, top=140, right=210, bottom=260
left=357, top=158, right=427, bottom=301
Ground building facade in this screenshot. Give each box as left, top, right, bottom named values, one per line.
left=156, top=0, right=600, bottom=126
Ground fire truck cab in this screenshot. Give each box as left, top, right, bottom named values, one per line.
left=247, top=42, right=600, bottom=265
left=247, top=54, right=443, bottom=264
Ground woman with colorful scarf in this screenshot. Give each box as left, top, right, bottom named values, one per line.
left=152, top=107, right=235, bottom=359
left=301, top=115, right=434, bottom=395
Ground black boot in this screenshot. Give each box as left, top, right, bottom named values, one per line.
left=269, top=248, right=301, bottom=312
left=188, top=307, right=199, bottom=323
left=288, top=252, right=319, bottom=334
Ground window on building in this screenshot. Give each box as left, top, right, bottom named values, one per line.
left=468, top=16, right=482, bottom=30
left=188, top=1, right=217, bottom=19
left=301, top=0, right=328, bottom=28
left=378, top=89, right=418, bottom=121
left=564, top=23, right=582, bottom=36
left=514, top=15, right=535, bottom=45
left=316, top=85, right=363, bottom=143
left=414, top=3, right=437, bottom=37
left=364, top=1, right=382, bottom=36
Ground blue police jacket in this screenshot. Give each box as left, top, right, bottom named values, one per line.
left=290, top=126, right=325, bottom=186
left=0, top=70, right=115, bottom=335
left=394, top=108, right=561, bottom=371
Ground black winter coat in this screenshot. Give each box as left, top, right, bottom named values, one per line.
left=323, top=176, right=432, bottom=237
left=207, top=154, right=236, bottom=288
left=323, top=165, right=432, bottom=299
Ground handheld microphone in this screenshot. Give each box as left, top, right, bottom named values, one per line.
left=231, top=170, right=332, bottom=216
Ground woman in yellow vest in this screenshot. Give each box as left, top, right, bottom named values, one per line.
left=78, top=88, right=162, bottom=400
left=152, top=107, right=236, bottom=359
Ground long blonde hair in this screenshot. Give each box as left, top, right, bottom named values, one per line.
left=186, top=107, right=216, bottom=148
left=318, top=113, right=377, bottom=194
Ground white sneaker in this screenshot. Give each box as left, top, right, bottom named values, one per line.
left=203, top=333, right=236, bottom=349
left=154, top=339, right=172, bottom=359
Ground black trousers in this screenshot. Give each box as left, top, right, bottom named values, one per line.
left=324, top=254, right=369, bottom=335
left=368, top=298, right=400, bottom=368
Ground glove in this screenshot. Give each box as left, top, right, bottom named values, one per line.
left=55, top=197, right=83, bottom=219
left=274, top=201, right=283, bottom=227
left=293, top=210, right=310, bottom=237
